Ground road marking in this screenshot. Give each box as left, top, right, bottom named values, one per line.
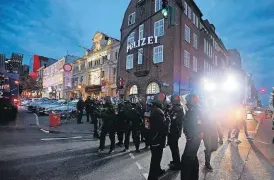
left=143, top=173, right=148, bottom=180
left=40, top=129, right=49, bottom=133
left=41, top=136, right=82, bottom=141
left=135, top=162, right=143, bottom=169
left=34, top=113, right=40, bottom=126
left=129, top=153, right=135, bottom=159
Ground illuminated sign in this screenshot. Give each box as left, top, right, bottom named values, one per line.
left=127, top=36, right=158, bottom=53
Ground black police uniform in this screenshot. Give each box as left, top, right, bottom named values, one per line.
left=148, top=104, right=167, bottom=180
left=116, top=102, right=126, bottom=146
left=168, top=104, right=184, bottom=169
left=85, top=98, right=93, bottom=122
left=180, top=103, right=202, bottom=180
left=76, top=99, right=84, bottom=124
left=99, top=102, right=116, bottom=153
left=124, top=103, right=143, bottom=152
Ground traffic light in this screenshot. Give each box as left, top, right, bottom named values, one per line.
left=161, top=0, right=169, bottom=18
left=119, top=77, right=125, bottom=89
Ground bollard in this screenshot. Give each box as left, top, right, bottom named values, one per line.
left=49, top=113, right=61, bottom=127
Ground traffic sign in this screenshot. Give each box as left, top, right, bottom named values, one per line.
left=63, top=63, right=72, bottom=72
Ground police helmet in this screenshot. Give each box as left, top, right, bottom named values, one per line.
left=185, top=92, right=199, bottom=104
left=151, top=93, right=166, bottom=105
left=171, top=94, right=181, bottom=105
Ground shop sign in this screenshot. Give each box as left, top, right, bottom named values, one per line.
left=127, top=36, right=158, bottom=53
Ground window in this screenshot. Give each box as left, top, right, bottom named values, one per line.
left=101, top=71, right=105, bottom=78
left=126, top=54, right=133, bottom=70
left=184, top=25, right=190, bottom=43
left=153, top=45, right=163, bottom=63
left=154, top=19, right=164, bottom=37
left=196, top=16, right=199, bottom=28
left=204, top=39, right=206, bottom=53
left=206, top=41, right=209, bottom=56
left=113, top=68, right=116, bottom=75
left=184, top=2, right=187, bottom=15
left=193, top=56, right=198, bottom=72
left=128, top=12, right=136, bottom=25
left=155, top=0, right=162, bottom=12
left=130, top=85, right=138, bottom=95
left=138, top=48, right=143, bottom=64
left=184, top=50, right=190, bottom=68
left=188, top=7, right=191, bottom=19
left=193, top=33, right=198, bottom=49
left=192, top=13, right=196, bottom=24
left=88, top=61, right=92, bottom=68
left=139, top=24, right=144, bottom=40
left=127, top=32, right=135, bottom=44
left=146, top=82, right=160, bottom=94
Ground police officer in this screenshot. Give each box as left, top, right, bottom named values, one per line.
left=168, top=95, right=185, bottom=170
left=116, top=101, right=126, bottom=147
left=203, top=97, right=219, bottom=171
left=123, top=100, right=143, bottom=152
left=180, top=93, right=203, bottom=180
left=85, top=96, right=93, bottom=122
left=98, top=96, right=116, bottom=154
left=148, top=93, right=169, bottom=180
left=142, top=99, right=153, bottom=149
left=76, top=97, right=84, bottom=124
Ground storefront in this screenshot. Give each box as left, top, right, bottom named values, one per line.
left=85, top=85, right=102, bottom=99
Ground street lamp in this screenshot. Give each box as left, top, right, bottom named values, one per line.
left=78, top=85, right=82, bottom=89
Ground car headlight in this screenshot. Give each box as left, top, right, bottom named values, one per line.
left=204, top=82, right=216, bottom=91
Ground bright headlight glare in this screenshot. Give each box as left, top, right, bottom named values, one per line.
left=204, top=82, right=216, bottom=91
left=223, top=79, right=238, bottom=91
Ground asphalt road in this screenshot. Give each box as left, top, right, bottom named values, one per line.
left=1, top=109, right=274, bottom=180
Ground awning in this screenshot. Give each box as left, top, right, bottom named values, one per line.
left=85, top=85, right=101, bottom=93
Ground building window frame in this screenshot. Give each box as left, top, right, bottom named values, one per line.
left=128, top=12, right=136, bottom=26
left=193, top=56, right=198, bottom=72
left=184, top=2, right=188, bottom=15
left=129, top=85, right=138, bottom=95
left=126, top=54, right=134, bottom=70
left=184, top=50, right=190, bottom=68
left=127, top=32, right=135, bottom=45
left=188, top=6, right=192, bottom=19
left=139, top=24, right=144, bottom=40
left=155, top=0, right=162, bottom=12
left=154, top=19, right=164, bottom=37
left=146, top=82, right=160, bottom=94
left=138, top=48, right=143, bottom=64
left=184, top=25, right=190, bottom=43
left=193, top=33, right=198, bottom=49
left=153, top=45, right=164, bottom=64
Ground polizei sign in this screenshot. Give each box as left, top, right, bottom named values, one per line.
left=127, top=36, right=158, bottom=53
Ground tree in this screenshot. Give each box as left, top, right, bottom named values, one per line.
left=20, top=75, right=43, bottom=97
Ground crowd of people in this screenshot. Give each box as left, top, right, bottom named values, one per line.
left=75, top=92, right=246, bottom=180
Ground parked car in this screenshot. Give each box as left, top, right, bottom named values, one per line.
left=37, top=100, right=66, bottom=115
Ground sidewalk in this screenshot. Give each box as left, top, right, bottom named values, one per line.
left=39, top=115, right=94, bottom=134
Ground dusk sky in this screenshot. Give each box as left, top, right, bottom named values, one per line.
left=0, top=0, right=273, bottom=104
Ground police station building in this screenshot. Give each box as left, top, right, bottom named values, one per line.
left=118, top=0, right=230, bottom=102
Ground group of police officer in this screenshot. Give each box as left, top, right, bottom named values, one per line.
left=81, top=92, right=219, bottom=180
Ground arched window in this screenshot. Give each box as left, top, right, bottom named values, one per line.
left=146, top=82, right=160, bottom=94
left=129, top=85, right=138, bottom=95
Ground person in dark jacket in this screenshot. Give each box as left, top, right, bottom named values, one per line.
left=148, top=93, right=168, bottom=180
left=85, top=96, right=93, bottom=122
left=123, top=102, right=143, bottom=152
left=98, top=96, right=116, bottom=154
left=116, top=101, right=126, bottom=147
left=203, top=97, right=219, bottom=171
left=168, top=95, right=185, bottom=170
left=180, top=93, right=203, bottom=180
left=76, top=97, right=84, bottom=124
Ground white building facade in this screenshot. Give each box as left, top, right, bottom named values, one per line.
left=72, top=32, right=120, bottom=99
left=42, top=55, right=78, bottom=99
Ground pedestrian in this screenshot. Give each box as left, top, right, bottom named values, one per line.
left=85, top=96, right=93, bottom=123
left=98, top=96, right=116, bottom=154
left=180, top=93, right=203, bottom=180
left=227, top=104, right=241, bottom=143
left=168, top=95, right=185, bottom=171
left=76, top=96, right=84, bottom=124
left=203, top=97, right=219, bottom=171
left=148, top=93, right=169, bottom=180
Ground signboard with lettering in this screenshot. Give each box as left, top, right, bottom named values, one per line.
left=127, top=36, right=158, bottom=53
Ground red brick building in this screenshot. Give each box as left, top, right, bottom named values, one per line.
left=118, top=0, right=230, bottom=101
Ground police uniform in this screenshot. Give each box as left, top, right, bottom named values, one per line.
left=148, top=93, right=169, bottom=180
left=168, top=95, right=185, bottom=170
left=85, top=96, right=93, bottom=122
left=180, top=93, right=202, bottom=180
left=99, top=96, right=116, bottom=154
